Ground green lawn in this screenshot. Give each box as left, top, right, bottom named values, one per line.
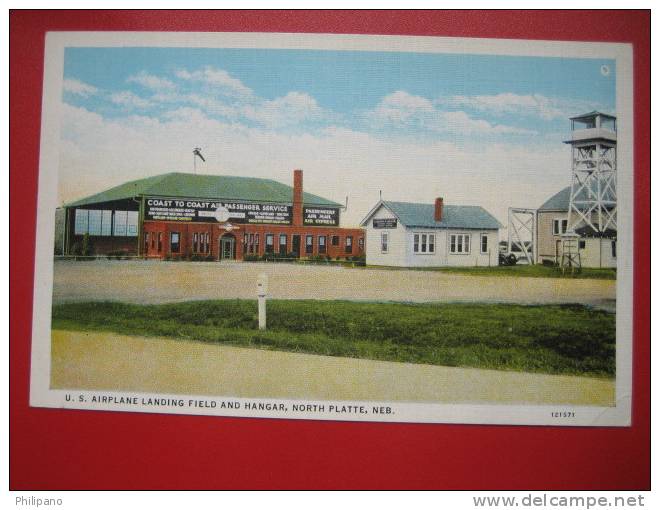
left=52, top=300, right=615, bottom=378
left=368, top=264, right=616, bottom=280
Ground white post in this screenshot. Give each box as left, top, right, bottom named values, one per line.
left=257, top=273, right=268, bottom=330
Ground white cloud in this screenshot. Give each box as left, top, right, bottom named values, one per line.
left=63, top=78, right=98, bottom=97
left=162, top=107, right=210, bottom=124
left=369, top=91, right=534, bottom=136
left=110, top=91, right=152, bottom=109
left=372, top=91, right=435, bottom=122
left=127, top=71, right=176, bottom=91
left=150, top=92, right=240, bottom=119
left=149, top=86, right=326, bottom=128
left=442, top=110, right=532, bottom=135
left=175, top=67, right=253, bottom=98
left=441, top=93, right=606, bottom=121
left=244, top=91, right=325, bottom=127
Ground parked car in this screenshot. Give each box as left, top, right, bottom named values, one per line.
left=499, top=252, right=517, bottom=266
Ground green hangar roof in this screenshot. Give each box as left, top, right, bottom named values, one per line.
left=362, top=200, right=501, bottom=230
left=65, top=172, right=341, bottom=208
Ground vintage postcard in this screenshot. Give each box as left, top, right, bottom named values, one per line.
left=30, top=31, right=633, bottom=426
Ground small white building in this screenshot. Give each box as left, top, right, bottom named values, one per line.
left=360, top=198, right=501, bottom=267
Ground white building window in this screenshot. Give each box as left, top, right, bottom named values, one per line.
left=450, top=234, right=470, bottom=254
left=480, top=233, right=489, bottom=254
left=553, top=219, right=568, bottom=235
left=381, top=232, right=388, bottom=253
left=413, top=233, right=435, bottom=254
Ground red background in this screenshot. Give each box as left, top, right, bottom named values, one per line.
left=10, top=10, right=650, bottom=490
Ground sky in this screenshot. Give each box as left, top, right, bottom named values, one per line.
left=59, top=46, right=616, bottom=227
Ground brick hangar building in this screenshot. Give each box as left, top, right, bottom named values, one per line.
left=56, top=169, right=365, bottom=261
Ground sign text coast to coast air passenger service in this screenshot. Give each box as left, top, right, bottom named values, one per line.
left=145, top=197, right=339, bottom=226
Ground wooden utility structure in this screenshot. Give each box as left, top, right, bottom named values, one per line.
left=561, top=111, right=617, bottom=270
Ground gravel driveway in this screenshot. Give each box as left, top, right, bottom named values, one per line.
left=52, top=260, right=616, bottom=310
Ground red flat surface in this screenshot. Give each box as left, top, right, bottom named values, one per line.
left=9, top=10, right=650, bottom=490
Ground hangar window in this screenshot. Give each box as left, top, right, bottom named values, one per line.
left=75, top=209, right=114, bottom=236
left=170, top=232, right=180, bottom=253
left=345, top=236, right=353, bottom=254
left=87, top=210, right=103, bottom=235
left=127, top=211, right=138, bottom=236
left=579, top=239, right=586, bottom=250
left=318, top=235, right=326, bottom=254
left=102, top=210, right=112, bottom=236
left=331, top=235, right=339, bottom=246
left=193, top=233, right=199, bottom=252
left=413, top=233, right=435, bottom=254
left=157, top=233, right=162, bottom=252
left=306, top=235, right=314, bottom=254
left=359, top=238, right=364, bottom=251
left=113, top=211, right=127, bottom=236
left=254, top=234, right=260, bottom=254
left=75, top=208, right=137, bottom=237
left=381, top=232, right=388, bottom=253
left=151, top=232, right=155, bottom=249
left=279, top=234, right=287, bottom=256
left=450, top=234, right=470, bottom=254
left=266, top=234, right=274, bottom=253
left=74, top=209, right=89, bottom=235
left=144, top=233, right=149, bottom=252
left=611, top=240, right=616, bottom=258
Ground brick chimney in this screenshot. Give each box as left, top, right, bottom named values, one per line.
left=293, top=169, right=303, bottom=226
left=434, top=197, right=444, bottom=222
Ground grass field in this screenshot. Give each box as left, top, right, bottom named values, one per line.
left=369, top=264, right=617, bottom=280
left=52, top=300, right=615, bottom=378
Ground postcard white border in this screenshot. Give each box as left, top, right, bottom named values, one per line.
left=29, top=31, right=634, bottom=426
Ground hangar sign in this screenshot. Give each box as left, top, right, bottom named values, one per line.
left=303, top=207, right=339, bottom=226
left=145, top=197, right=293, bottom=224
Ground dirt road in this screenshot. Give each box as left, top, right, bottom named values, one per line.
left=51, top=330, right=614, bottom=406
left=52, top=260, right=615, bottom=310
